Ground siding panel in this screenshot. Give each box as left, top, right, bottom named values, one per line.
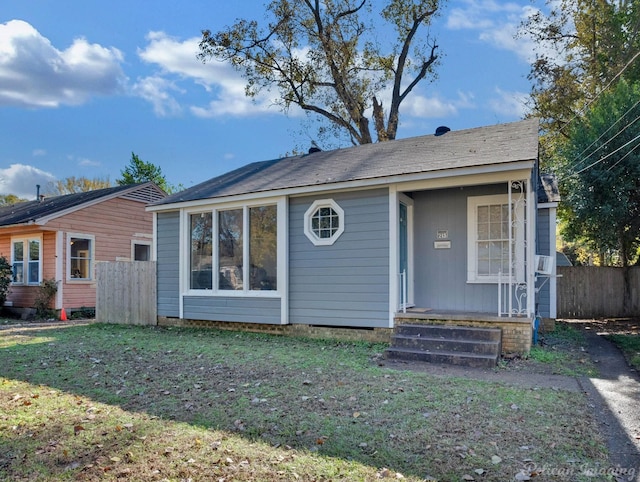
left=184, top=296, right=281, bottom=324
left=289, top=189, right=390, bottom=328
left=156, top=212, right=180, bottom=317
left=535, top=209, right=551, bottom=317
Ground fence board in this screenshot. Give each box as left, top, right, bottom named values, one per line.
left=96, top=261, right=157, bottom=325
left=557, top=266, right=640, bottom=318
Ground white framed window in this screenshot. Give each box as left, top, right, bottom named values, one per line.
left=188, top=202, right=279, bottom=293
left=304, top=199, right=344, bottom=246
left=467, top=194, right=524, bottom=283
left=132, top=241, right=152, bottom=261
left=11, top=236, right=42, bottom=285
left=68, top=234, right=94, bottom=281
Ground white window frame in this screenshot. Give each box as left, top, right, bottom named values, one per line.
left=184, top=197, right=286, bottom=298
left=304, top=199, right=345, bottom=246
left=132, top=240, right=153, bottom=261
left=67, top=233, right=95, bottom=282
left=467, top=194, right=524, bottom=284
left=10, top=235, right=43, bottom=285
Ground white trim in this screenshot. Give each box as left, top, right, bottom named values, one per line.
left=66, top=233, right=95, bottom=282
left=152, top=213, right=158, bottom=262
left=398, top=192, right=415, bottom=308
left=388, top=187, right=399, bottom=328
left=526, top=178, right=536, bottom=317
left=55, top=231, right=63, bottom=309
left=147, top=162, right=536, bottom=213
left=467, top=194, right=525, bottom=284
left=303, top=199, right=345, bottom=246
left=548, top=205, right=558, bottom=318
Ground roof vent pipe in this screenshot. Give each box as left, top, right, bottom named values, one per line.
left=435, top=126, right=450, bottom=136
left=36, top=184, right=41, bottom=202
left=308, top=141, right=322, bottom=154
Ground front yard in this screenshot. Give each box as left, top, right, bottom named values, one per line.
left=0, top=322, right=609, bottom=481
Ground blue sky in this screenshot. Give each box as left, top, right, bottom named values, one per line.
left=1, top=1, right=544, bottom=199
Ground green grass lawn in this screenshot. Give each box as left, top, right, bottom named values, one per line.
left=0, top=322, right=609, bottom=481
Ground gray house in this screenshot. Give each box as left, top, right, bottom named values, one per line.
left=149, top=119, right=558, bottom=355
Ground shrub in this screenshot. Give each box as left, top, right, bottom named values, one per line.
left=34, top=279, right=58, bottom=319
left=0, top=256, right=12, bottom=308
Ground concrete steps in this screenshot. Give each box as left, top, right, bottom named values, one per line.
left=384, top=324, right=502, bottom=368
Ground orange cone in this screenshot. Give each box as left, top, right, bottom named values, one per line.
left=60, top=308, right=67, bottom=321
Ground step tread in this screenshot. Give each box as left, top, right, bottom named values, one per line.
left=391, top=334, right=500, bottom=345
left=385, top=346, right=498, bottom=360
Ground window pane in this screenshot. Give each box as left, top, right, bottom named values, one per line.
left=475, top=203, right=514, bottom=277
left=13, top=241, right=23, bottom=262
left=70, top=238, right=91, bottom=279
left=190, top=213, right=213, bottom=290
left=312, top=206, right=339, bottom=239
left=249, top=205, right=277, bottom=290
left=219, top=209, right=243, bottom=290
left=28, top=240, right=40, bottom=283
left=12, top=263, right=23, bottom=283
left=134, top=244, right=151, bottom=261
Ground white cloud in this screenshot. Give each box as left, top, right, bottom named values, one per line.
left=402, top=90, right=476, bottom=118
left=487, top=87, right=530, bottom=118
left=132, top=76, right=183, bottom=117
left=78, top=158, right=101, bottom=167
left=136, top=31, right=288, bottom=118
left=32, top=149, right=46, bottom=157
left=445, top=0, right=538, bottom=63
left=0, top=163, right=56, bottom=199
left=0, top=20, right=126, bottom=108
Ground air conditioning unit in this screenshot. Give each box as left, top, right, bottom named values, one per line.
left=535, top=255, right=553, bottom=275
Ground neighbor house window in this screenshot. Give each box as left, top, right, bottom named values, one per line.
left=133, top=242, right=151, bottom=261
left=11, top=237, right=41, bottom=284
left=68, top=235, right=94, bottom=280
left=304, top=199, right=344, bottom=246
left=188, top=204, right=279, bottom=292
left=467, top=194, right=524, bottom=283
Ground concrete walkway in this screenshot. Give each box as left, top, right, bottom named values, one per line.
left=578, top=327, right=640, bottom=482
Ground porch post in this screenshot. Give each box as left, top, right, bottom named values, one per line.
left=388, top=185, right=399, bottom=328
left=526, top=177, right=536, bottom=317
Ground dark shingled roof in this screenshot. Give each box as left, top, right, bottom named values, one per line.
left=0, top=183, right=165, bottom=227
left=154, top=118, right=540, bottom=206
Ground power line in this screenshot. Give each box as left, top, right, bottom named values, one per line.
left=573, top=131, right=640, bottom=176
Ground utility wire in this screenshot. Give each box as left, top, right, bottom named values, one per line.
left=573, top=131, right=640, bottom=176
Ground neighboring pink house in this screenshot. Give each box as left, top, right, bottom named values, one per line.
left=0, top=182, right=166, bottom=316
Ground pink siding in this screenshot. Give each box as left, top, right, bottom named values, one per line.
left=1, top=196, right=154, bottom=311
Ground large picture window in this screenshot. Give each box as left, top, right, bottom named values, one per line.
left=69, top=235, right=94, bottom=280
left=11, top=237, right=41, bottom=284
left=467, top=194, right=524, bottom=283
left=188, top=204, right=278, bottom=292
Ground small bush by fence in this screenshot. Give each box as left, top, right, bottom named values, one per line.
left=96, top=261, right=157, bottom=325
left=557, top=266, right=640, bottom=319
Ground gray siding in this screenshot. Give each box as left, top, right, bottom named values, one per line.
left=413, top=185, right=509, bottom=313
left=157, top=211, right=180, bottom=317
left=535, top=208, right=551, bottom=318
left=289, top=189, right=389, bottom=327
left=183, top=296, right=281, bottom=324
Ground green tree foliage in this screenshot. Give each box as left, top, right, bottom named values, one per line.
left=0, top=256, right=12, bottom=308
left=117, top=152, right=176, bottom=193
left=46, top=176, right=112, bottom=195
left=0, top=194, right=27, bottom=206
left=520, top=0, right=640, bottom=145
left=199, top=0, right=441, bottom=146
left=556, top=80, right=640, bottom=267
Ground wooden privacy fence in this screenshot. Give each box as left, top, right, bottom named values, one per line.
left=96, top=261, right=157, bottom=325
left=557, top=266, right=640, bottom=318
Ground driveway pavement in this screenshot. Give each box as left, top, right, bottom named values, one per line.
left=578, top=326, right=640, bottom=482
